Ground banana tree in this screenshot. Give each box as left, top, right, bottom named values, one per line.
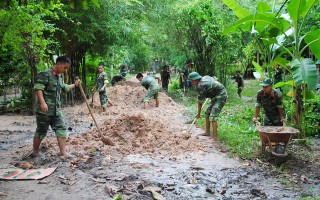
left=222, top=0, right=320, bottom=135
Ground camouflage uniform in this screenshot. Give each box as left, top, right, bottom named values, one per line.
left=96, top=71, right=109, bottom=108
left=234, top=74, right=244, bottom=96
left=33, top=68, right=71, bottom=139
left=196, top=76, right=228, bottom=122
left=274, top=67, right=284, bottom=84
left=141, top=75, right=160, bottom=102
left=255, top=88, right=283, bottom=126
left=160, top=69, right=170, bottom=91
left=179, top=66, right=192, bottom=89
left=111, top=74, right=125, bottom=86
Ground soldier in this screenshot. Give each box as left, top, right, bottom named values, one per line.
left=111, top=72, right=126, bottom=86
left=188, top=72, right=228, bottom=141
left=179, top=58, right=193, bottom=91
left=252, top=78, right=285, bottom=126
left=233, top=70, right=244, bottom=98
left=274, top=64, right=284, bottom=91
left=33, top=56, right=80, bottom=161
left=92, top=62, right=113, bottom=111
left=147, top=71, right=161, bottom=84
left=160, top=65, right=171, bottom=91
left=136, top=73, right=160, bottom=109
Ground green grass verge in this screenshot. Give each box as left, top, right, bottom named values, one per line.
left=168, top=78, right=263, bottom=159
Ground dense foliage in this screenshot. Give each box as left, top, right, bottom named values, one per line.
left=0, top=0, right=319, bottom=138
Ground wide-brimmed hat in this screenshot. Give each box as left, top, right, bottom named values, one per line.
left=260, top=78, right=273, bottom=86
left=188, top=72, right=202, bottom=81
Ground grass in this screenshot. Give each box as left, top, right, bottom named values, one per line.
left=168, top=78, right=264, bottom=159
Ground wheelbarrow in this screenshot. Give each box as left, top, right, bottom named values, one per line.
left=255, top=122, right=299, bottom=159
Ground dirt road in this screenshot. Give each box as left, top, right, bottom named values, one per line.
left=0, top=78, right=319, bottom=199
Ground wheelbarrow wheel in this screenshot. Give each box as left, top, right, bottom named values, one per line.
left=274, top=144, right=285, bottom=154
left=273, top=144, right=287, bottom=165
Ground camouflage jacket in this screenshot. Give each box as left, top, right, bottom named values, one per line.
left=141, top=75, right=160, bottom=90
left=111, top=75, right=125, bottom=86
left=234, top=74, right=244, bottom=87
left=179, top=66, right=192, bottom=81
left=34, top=68, right=71, bottom=116
left=96, top=71, right=108, bottom=91
left=160, top=70, right=170, bottom=83
left=274, top=68, right=284, bottom=84
left=255, top=88, right=283, bottom=119
left=196, top=76, right=227, bottom=103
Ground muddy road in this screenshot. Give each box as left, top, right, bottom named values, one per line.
left=0, top=79, right=319, bottom=200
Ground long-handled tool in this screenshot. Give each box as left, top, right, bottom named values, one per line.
left=187, top=98, right=210, bottom=133
left=77, top=79, right=114, bottom=145
left=90, top=91, right=95, bottom=107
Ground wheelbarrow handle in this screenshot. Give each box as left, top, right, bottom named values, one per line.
left=255, top=121, right=261, bottom=127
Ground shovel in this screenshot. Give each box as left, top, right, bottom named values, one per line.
left=90, top=91, right=95, bottom=107
left=76, top=78, right=114, bottom=145
left=187, top=98, right=209, bottom=133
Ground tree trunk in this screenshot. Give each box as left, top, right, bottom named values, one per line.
left=293, top=85, right=303, bottom=138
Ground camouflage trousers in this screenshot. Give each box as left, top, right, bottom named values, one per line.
left=237, top=86, right=243, bottom=95
left=99, top=90, right=109, bottom=108
left=263, top=114, right=282, bottom=126
left=144, top=88, right=159, bottom=102
left=205, top=91, right=228, bottom=122
left=34, top=113, right=68, bottom=139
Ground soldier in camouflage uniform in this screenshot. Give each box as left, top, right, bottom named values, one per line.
left=274, top=64, right=284, bottom=92
left=92, top=62, right=113, bottom=111
left=188, top=72, right=228, bottom=141
left=136, top=73, right=160, bottom=109
left=252, top=78, right=285, bottom=126
left=147, top=71, right=161, bottom=84
left=160, top=65, right=171, bottom=91
left=179, top=58, right=193, bottom=91
left=233, top=71, right=244, bottom=98
left=111, top=72, right=126, bottom=86
left=33, top=56, right=80, bottom=161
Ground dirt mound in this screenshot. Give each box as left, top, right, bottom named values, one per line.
left=66, top=80, right=207, bottom=158
left=68, top=112, right=206, bottom=157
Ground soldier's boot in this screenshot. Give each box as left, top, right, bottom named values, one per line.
left=212, top=121, right=218, bottom=141
left=155, top=99, right=160, bottom=107
left=102, top=107, right=106, bottom=112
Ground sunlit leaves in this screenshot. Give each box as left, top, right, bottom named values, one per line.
left=221, top=0, right=251, bottom=19
left=287, top=0, right=317, bottom=24
left=304, top=29, right=320, bottom=60
left=291, top=58, right=317, bottom=90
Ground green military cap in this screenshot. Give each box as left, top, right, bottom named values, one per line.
left=188, top=72, right=202, bottom=81
left=315, top=60, right=320, bottom=65
left=260, top=78, right=273, bottom=86
left=98, top=61, right=105, bottom=66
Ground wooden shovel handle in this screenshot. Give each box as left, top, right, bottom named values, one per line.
left=78, top=82, right=101, bottom=135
